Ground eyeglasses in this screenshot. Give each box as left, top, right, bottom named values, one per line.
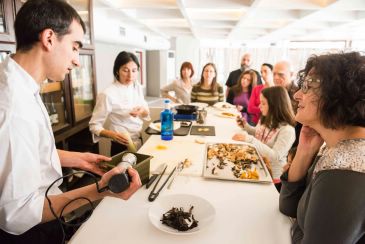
left=299, top=76, right=321, bottom=94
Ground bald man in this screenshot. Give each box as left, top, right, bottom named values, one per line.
left=225, top=53, right=262, bottom=97
left=273, top=60, right=301, bottom=148
left=273, top=61, right=298, bottom=113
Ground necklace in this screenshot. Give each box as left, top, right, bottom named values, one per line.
left=260, top=127, right=273, bottom=143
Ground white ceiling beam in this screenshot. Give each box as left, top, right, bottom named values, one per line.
left=227, top=0, right=265, bottom=39
left=176, top=0, right=198, bottom=39
left=256, top=0, right=342, bottom=42
left=295, top=15, right=365, bottom=40
left=119, top=9, right=171, bottom=39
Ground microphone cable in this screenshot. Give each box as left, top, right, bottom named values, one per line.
left=45, top=171, right=109, bottom=244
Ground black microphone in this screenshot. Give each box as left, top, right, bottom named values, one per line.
left=107, top=153, right=137, bottom=193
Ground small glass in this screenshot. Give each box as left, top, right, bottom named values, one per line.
left=197, top=109, right=207, bottom=124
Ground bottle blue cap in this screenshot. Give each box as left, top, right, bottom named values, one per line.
left=164, top=99, right=170, bottom=103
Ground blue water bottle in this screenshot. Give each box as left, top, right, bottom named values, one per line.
left=161, top=100, right=174, bottom=141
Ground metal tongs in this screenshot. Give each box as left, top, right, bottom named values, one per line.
left=167, top=161, right=185, bottom=189
left=148, top=165, right=176, bottom=202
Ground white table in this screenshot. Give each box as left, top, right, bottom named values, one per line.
left=70, top=107, right=292, bottom=244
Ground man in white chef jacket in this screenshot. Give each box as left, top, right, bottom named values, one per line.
left=0, top=0, right=141, bottom=243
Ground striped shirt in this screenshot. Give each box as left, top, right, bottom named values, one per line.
left=191, top=84, right=224, bottom=106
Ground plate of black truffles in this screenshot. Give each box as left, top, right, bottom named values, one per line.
left=148, top=194, right=215, bottom=235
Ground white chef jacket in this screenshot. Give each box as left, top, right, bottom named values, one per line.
left=89, top=81, right=150, bottom=146
left=0, top=56, right=62, bottom=234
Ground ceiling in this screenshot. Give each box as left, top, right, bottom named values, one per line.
left=96, top=0, right=365, bottom=45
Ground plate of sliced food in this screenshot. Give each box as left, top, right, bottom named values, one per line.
left=213, top=102, right=236, bottom=110
left=216, top=111, right=238, bottom=119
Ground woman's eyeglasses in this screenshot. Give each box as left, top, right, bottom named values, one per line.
left=299, top=77, right=321, bottom=94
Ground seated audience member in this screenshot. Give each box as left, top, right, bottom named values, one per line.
left=279, top=52, right=365, bottom=244
left=232, top=86, right=296, bottom=183
left=191, top=63, right=224, bottom=106
left=248, top=63, right=274, bottom=125
left=282, top=146, right=297, bottom=173
left=226, top=70, right=257, bottom=123
left=160, top=61, right=194, bottom=104
left=225, top=53, right=262, bottom=96
left=273, top=60, right=301, bottom=147
left=89, top=51, right=150, bottom=156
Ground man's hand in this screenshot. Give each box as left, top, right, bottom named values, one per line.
left=58, top=150, right=111, bottom=176
left=99, top=166, right=142, bottom=200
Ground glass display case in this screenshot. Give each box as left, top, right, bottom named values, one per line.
left=70, top=53, right=95, bottom=122
left=0, top=0, right=15, bottom=42
left=40, top=80, right=71, bottom=132
left=67, top=0, right=93, bottom=47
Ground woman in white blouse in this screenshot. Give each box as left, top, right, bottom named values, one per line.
left=160, top=61, right=194, bottom=104
left=89, top=51, right=150, bottom=156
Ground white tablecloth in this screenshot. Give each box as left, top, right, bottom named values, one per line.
left=69, top=107, right=292, bottom=244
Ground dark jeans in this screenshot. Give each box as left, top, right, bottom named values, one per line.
left=0, top=209, right=93, bottom=244
left=111, top=141, right=127, bottom=156
left=0, top=220, right=63, bottom=244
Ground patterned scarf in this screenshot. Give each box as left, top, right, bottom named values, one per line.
left=313, top=139, right=365, bottom=178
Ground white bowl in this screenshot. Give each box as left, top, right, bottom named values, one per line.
left=148, top=194, right=216, bottom=235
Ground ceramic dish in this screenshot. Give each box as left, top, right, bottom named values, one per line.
left=148, top=194, right=215, bottom=235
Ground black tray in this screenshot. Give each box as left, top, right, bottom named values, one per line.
left=190, top=126, right=216, bottom=136
left=145, top=120, right=192, bottom=136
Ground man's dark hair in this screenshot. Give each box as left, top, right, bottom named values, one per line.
left=14, top=0, right=86, bottom=51
left=262, top=63, right=273, bottom=71
left=298, top=52, right=365, bottom=129
left=113, top=51, right=140, bottom=81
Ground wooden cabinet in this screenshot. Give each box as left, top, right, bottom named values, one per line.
left=1, top=0, right=99, bottom=152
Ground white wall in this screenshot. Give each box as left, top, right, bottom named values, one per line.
left=174, top=36, right=201, bottom=82
left=93, top=8, right=170, bottom=50
left=94, top=42, right=147, bottom=94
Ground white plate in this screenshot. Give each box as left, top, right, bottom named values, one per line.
left=216, top=111, right=239, bottom=119
left=148, top=194, right=215, bottom=235
left=213, top=102, right=236, bottom=110
left=189, top=102, right=209, bottom=109
left=149, top=121, right=181, bottom=132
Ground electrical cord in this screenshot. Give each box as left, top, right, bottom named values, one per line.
left=45, top=171, right=109, bottom=244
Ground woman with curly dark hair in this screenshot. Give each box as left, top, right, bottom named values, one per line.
left=279, top=52, right=365, bottom=243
